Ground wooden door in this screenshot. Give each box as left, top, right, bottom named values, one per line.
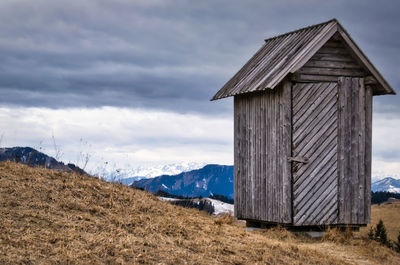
left=292, top=82, right=339, bottom=225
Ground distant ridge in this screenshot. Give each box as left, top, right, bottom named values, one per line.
left=0, top=146, right=86, bottom=175
left=372, top=177, right=400, bottom=193
left=132, top=164, right=234, bottom=198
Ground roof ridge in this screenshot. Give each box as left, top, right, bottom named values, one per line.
left=264, top=18, right=338, bottom=42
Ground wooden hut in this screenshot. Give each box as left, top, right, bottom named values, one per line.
left=211, top=19, right=395, bottom=228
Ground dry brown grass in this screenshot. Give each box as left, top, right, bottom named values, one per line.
left=1, top=162, right=399, bottom=264
left=360, top=201, right=400, bottom=242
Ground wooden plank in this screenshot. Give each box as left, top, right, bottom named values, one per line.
left=278, top=87, right=283, bottom=222
left=261, top=92, right=266, bottom=221
left=303, top=59, right=361, bottom=69
left=276, top=88, right=281, bottom=222
left=322, top=40, right=345, bottom=48
left=358, top=78, right=365, bottom=224
left=234, top=97, right=239, bottom=218
left=283, top=80, right=292, bottom=223
left=244, top=96, right=248, bottom=219
left=250, top=96, right=254, bottom=219
left=238, top=97, right=243, bottom=219
left=267, top=90, right=272, bottom=220
left=317, top=46, right=349, bottom=55
left=311, top=53, right=355, bottom=62
left=258, top=95, right=262, bottom=221
left=297, top=66, right=366, bottom=77
left=292, top=74, right=339, bottom=83
left=351, top=77, right=360, bottom=224
left=337, top=77, right=345, bottom=224
left=244, top=97, right=248, bottom=219
left=365, top=85, right=373, bottom=224
left=344, top=77, right=352, bottom=224
left=271, top=89, right=277, bottom=221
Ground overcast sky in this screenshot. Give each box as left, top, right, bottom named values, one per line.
left=0, top=0, right=399, bottom=179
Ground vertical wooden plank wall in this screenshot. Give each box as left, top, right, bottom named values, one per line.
left=234, top=81, right=292, bottom=223
left=337, top=77, right=371, bottom=225
left=364, top=85, right=373, bottom=224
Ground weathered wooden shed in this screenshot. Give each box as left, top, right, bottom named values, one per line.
left=211, top=19, right=395, bottom=227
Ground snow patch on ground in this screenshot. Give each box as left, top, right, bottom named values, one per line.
left=388, top=185, right=400, bottom=193
left=206, top=198, right=234, bottom=216
left=157, top=197, right=234, bottom=216
left=158, top=197, right=180, bottom=202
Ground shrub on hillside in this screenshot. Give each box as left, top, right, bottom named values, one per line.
left=395, top=232, right=400, bottom=253
left=369, top=219, right=395, bottom=249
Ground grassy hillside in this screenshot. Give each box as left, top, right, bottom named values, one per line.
left=361, top=202, right=400, bottom=242
left=1, top=162, right=399, bottom=264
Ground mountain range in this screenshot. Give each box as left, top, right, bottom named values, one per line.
left=372, top=177, right=400, bottom=193
left=132, top=164, right=234, bottom=198
left=131, top=166, right=400, bottom=198
left=93, top=162, right=206, bottom=185
left=2, top=146, right=399, bottom=197
left=0, top=147, right=86, bottom=175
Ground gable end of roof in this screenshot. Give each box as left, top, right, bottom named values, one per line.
left=211, top=19, right=395, bottom=100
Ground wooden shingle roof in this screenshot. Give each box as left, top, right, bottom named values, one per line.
left=211, top=19, right=395, bottom=100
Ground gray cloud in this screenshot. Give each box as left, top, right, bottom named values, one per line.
left=0, top=0, right=398, bottom=115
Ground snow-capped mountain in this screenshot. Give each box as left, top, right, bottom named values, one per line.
left=372, top=177, right=400, bottom=193
left=92, top=162, right=206, bottom=185
left=132, top=164, right=234, bottom=198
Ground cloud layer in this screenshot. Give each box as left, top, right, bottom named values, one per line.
left=0, top=106, right=233, bottom=170
left=0, top=0, right=398, bottom=114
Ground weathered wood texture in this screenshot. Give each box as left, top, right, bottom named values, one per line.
left=337, top=77, right=371, bottom=225
left=292, top=82, right=339, bottom=225
left=293, top=37, right=368, bottom=83
left=234, top=81, right=291, bottom=223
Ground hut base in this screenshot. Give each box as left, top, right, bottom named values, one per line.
left=245, top=219, right=362, bottom=232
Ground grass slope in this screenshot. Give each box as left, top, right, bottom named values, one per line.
left=1, top=162, right=399, bottom=265
left=361, top=202, right=400, bottom=242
